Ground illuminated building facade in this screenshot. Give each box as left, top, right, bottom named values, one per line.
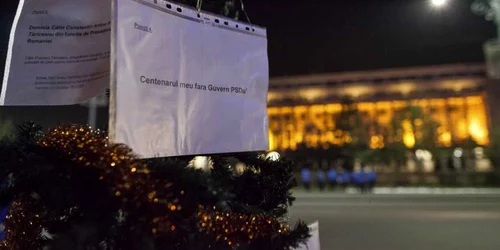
left=267, top=64, right=492, bottom=151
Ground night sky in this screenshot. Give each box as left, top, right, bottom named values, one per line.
left=246, top=0, right=496, bottom=76
left=1, top=0, right=497, bottom=78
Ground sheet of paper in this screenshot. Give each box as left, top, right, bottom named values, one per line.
left=1, top=0, right=111, bottom=105
left=111, top=0, right=269, bottom=157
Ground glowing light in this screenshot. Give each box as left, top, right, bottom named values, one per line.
left=402, top=120, right=415, bottom=148
left=266, top=151, right=280, bottom=161
left=266, top=95, right=489, bottom=150
left=389, top=82, right=416, bottom=95
left=267, top=92, right=278, bottom=102
left=439, top=132, right=452, bottom=147
left=403, top=132, right=415, bottom=148
left=268, top=131, right=277, bottom=150
left=474, top=147, right=484, bottom=159
left=234, top=163, right=246, bottom=175
left=341, top=85, right=372, bottom=97
left=192, top=156, right=208, bottom=170
left=414, top=119, right=423, bottom=127
left=431, top=0, right=447, bottom=7
left=457, top=120, right=468, bottom=140
left=454, top=148, right=463, bottom=158
left=416, top=150, right=432, bottom=161
left=469, top=120, right=488, bottom=145
left=369, top=136, right=380, bottom=149
left=299, top=88, right=326, bottom=101
left=344, top=135, right=353, bottom=144
left=416, top=149, right=424, bottom=159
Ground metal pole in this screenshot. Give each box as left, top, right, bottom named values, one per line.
left=88, top=97, right=97, bottom=128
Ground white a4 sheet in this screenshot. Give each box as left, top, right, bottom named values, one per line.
left=110, top=0, right=269, bottom=157
left=1, top=0, right=111, bottom=105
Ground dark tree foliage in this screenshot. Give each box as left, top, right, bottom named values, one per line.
left=0, top=123, right=309, bottom=250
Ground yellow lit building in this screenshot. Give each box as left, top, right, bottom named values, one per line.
left=267, top=64, right=492, bottom=151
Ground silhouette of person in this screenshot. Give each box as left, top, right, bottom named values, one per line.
left=301, top=167, right=312, bottom=191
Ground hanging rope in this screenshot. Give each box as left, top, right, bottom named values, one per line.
left=196, top=0, right=203, bottom=13
left=239, top=0, right=252, bottom=24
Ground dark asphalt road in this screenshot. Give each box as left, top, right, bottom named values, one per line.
left=290, top=193, right=500, bottom=250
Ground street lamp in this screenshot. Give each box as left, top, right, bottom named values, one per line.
left=431, top=0, right=447, bottom=8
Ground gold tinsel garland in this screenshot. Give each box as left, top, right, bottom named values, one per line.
left=38, top=125, right=180, bottom=236
left=0, top=196, right=46, bottom=249
left=1, top=125, right=291, bottom=248
left=197, top=206, right=290, bottom=247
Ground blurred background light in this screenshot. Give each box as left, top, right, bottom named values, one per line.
left=431, top=0, right=447, bottom=8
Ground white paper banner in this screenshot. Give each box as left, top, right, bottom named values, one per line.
left=295, top=221, right=320, bottom=250
left=111, top=0, right=269, bottom=157
left=1, top=0, right=111, bottom=105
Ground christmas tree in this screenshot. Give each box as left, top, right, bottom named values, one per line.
left=0, top=123, right=310, bottom=249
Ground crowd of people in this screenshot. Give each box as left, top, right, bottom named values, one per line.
left=300, top=167, right=377, bottom=193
